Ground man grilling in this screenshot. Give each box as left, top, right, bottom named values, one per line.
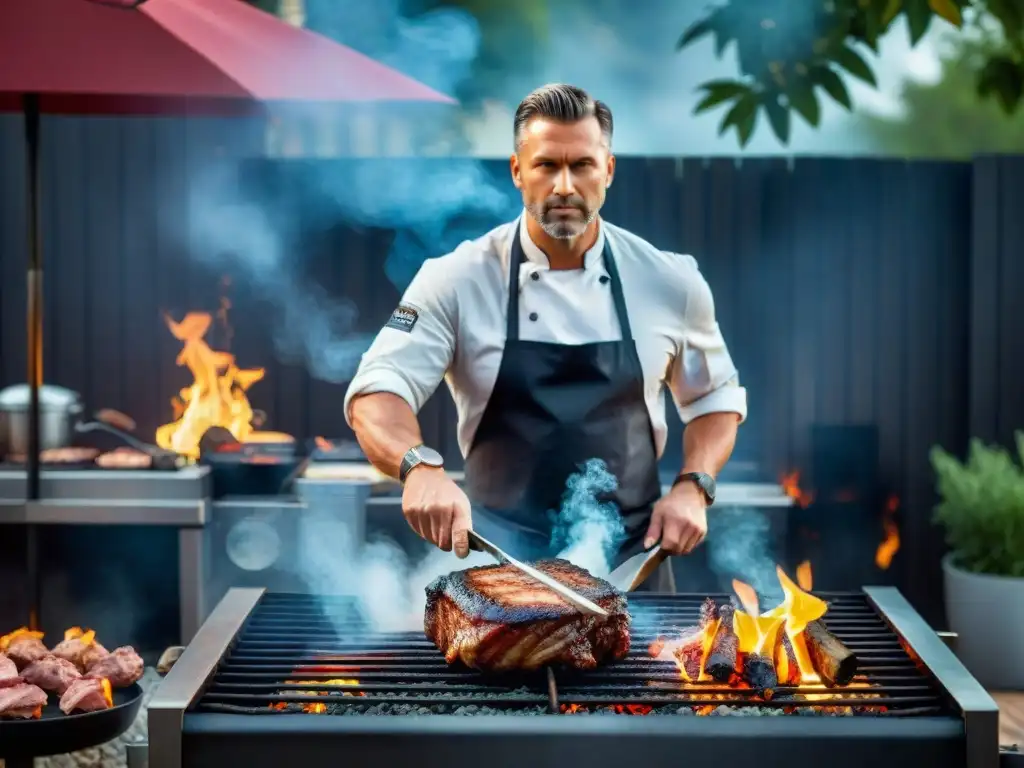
left=344, top=84, right=746, bottom=591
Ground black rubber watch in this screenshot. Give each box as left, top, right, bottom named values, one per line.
left=672, top=471, right=716, bottom=506
left=399, top=444, right=444, bottom=484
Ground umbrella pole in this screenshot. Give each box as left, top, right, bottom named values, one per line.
left=23, top=92, right=42, bottom=631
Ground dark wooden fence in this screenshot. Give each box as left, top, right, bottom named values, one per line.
left=1, top=115, right=1021, bottom=624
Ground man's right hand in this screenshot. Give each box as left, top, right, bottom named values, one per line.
left=401, top=467, right=473, bottom=558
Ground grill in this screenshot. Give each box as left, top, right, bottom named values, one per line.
left=148, top=588, right=1001, bottom=768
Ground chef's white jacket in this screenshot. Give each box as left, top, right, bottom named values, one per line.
left=344, top=214, right=748, bottom=459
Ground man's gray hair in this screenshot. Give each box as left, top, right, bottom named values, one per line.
left=513, top=84, right=613, bottom=150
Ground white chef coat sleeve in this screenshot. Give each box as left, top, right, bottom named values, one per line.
left=665, top=255, right=748, bottom=424
left=343, top=257, right=456, bottom=425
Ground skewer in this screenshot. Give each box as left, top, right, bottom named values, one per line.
left=546, top=667, right=559, bottom=713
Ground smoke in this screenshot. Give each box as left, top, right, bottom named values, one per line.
left=294, top=506, right=495, bottom=633
left=184, top=171, right=375, bottom=383
left=551, top=458, right=627, bottom=578
left=292, top=459, right=627, bottom=634
left=705, top=507, right=784, bottom=606
left=168, top=0, right=527, bottom=382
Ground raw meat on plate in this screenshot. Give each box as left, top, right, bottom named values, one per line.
left=21, top=654, right=83, bottom=695
left=87, top=646, right=144, bottom=688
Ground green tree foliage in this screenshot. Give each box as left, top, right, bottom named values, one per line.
left=678, top=0, right=1024, bottom=147
left=859, top=30, right=1024, bottom=157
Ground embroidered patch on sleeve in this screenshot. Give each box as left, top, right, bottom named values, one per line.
left=385, top=304, right=419, bottom=333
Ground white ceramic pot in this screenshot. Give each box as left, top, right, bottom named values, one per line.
left=943, top=553, right=1024, bottom=690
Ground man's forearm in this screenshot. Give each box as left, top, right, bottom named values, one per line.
left=680, top=411, right=741, bottom=477
left=348, top=392, right=425, bottom=479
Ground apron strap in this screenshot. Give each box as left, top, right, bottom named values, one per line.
left=506, top=219, right=634, bottom=342
left=602, top=237, right=633, bottom=341
left=506, top=225, right=523, bottom=341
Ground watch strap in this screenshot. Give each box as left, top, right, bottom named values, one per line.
left=399, top=444, right=443, bottom=484
left=399, top=447, right=419, bottom=484
left=672, top=471, right=716, bottom=506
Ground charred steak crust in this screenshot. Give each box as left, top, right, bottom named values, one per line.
left=424, top=558, right=631, bottom=671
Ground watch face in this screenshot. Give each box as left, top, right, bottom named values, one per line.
left=700, top=474, right=716, bottom=500
left=414, top=446, right=444, bottom=466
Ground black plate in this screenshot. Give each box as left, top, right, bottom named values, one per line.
left=0, top=682, right=144, bottom=760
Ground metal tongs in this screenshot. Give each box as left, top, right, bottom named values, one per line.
left=606, top=545, right=670, bottom=592
left=467, top=530, right=609, bottom=618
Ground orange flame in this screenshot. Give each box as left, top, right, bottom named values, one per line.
left=780, top=471, right=814, bottom=508
left=64, top=627, right=96, bottom=646
left=269, top=677, right=365, bottom=713
left=0, top=627, right=44, bottom=652
left=762, top=567, right=829, bottom=682
left=562, top=703, right=653, bottom=715
left=876, top=496, right=901, bottom=570
left=796, top=560, right=813, bottom=591
left=155, top=312, right=266, bottom=458
left=100, top=677, right=113, bottom=708
left=730, top=578, right=786, bottom=657
left=732, top=608, right=786, bottom=657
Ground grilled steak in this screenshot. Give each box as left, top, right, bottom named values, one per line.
left=424, top=558, right=630, bottom=671
left=0, top=682, right=47, bottom=719
left=52, top=628, right=109, bottom=672
left=0, top=628, right=48, bottom=670
left=87, top=646, right=144, bottom=688
left=22, top=654, right=82, bottom=695
left=0, top=653, right=21, bottom=688
left=59, top=677, right=113, bottom=714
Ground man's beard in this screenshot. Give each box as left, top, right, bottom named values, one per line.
left=526, top=197, right=597, bottom=240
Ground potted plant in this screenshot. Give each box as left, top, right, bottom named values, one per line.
left=931, top=431, right=1024, bottom=689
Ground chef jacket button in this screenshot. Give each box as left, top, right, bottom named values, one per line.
left=599, top=275, right=610, bottom=284
left=530, top=272, right=540, bottom=281
left=529, top=312, right=539, bottom=321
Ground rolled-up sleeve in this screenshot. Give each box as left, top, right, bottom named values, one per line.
left=666, top=258, right=748, bottom=424
left=344, top=258, right=456, bottom=425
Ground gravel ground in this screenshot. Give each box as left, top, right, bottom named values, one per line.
left=0, top=668, right=160, bottom=768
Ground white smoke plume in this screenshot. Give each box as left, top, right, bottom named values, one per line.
left=551, top=458, right=627, bottom=578
left=705, top=506, right=783, bottom=606
left=294, top=459, right=628, bottom=634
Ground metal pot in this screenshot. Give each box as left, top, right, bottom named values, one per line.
left=0, top=384, right=83, bottom=456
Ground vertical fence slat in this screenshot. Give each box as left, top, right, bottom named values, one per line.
left=997, top=157, right=1024, bottom=444
left=0, top=115, right=28, bottom=390
left=789, top=159, right=821, bottom=471
left=83, top=118, right=124, bottom=413
left=846, top=160, right=878, bottom=424
left=969, top=156, right=1001, bottom=444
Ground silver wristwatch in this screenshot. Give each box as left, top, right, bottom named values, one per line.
left=399, top=444, right=444, bottom=484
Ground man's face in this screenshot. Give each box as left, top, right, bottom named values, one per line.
left=510, top=116, right=615, bottom=240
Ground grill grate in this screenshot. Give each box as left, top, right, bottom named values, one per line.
left=193, top=592, right=950, bottom=717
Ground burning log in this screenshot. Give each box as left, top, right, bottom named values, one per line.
left=663, top=599, right=719, bottom=682
left=672, top=628, right=707, bottom=681
left=740, top=618, right=784, bottom=696
left=742, top=653, right=777, bottom=696
left=805, top=620, right=858, bottom=687
left=705, top=604, right=738, bottom=682
left=774, top=631, right=801, bottom=685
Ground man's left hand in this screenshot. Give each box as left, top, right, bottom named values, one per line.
left=643, top=482, right=708, bottom=555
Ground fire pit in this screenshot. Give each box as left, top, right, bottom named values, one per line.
left=146, top=587, right=1000, bottom=768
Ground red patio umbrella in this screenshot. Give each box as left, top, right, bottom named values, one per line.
left=0, top=0, right=455, bottom=626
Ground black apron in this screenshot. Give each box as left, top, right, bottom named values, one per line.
left=462, top=221, right=675, bottom=592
